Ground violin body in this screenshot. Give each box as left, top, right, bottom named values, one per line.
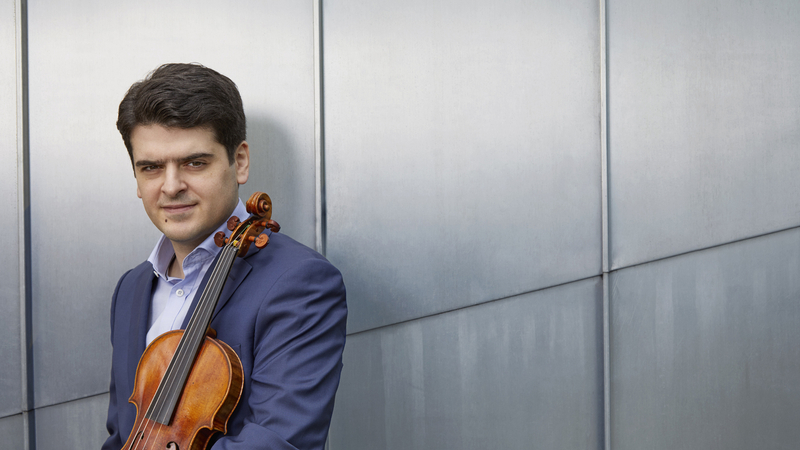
left=123, top=330, right=244, bottom=450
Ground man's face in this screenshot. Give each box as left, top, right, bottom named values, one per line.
left=131, top=125, right=249, bottom=254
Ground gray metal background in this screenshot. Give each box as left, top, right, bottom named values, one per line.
left=0, top=415, right=25, bottom=450
left=1, top=0, right=23, bottom=424
left=329, top=278, right=603, bottom=450
left=2, top=0, right=799, bottom=449
left=608, top=0, right=800, bottom=269
left=323, top=0, right=602, bottom=333
left=610, top=229, right=800, bottom=449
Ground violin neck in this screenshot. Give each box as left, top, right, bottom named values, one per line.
left=184, top=243, right=240, bottom=340
left=145, top=243, right=240, bottom=425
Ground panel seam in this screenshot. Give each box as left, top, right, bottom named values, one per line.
left=16, top=0, right=35, bottom=449
left=313, top=0, right=327, bottom=257
left=346, top=274, right=604, bottom=337
left=599, top=0, right=611, bottom=447
left=612, top=224, right=800, bottom=272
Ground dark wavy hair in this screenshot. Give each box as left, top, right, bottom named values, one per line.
left=117, top=63, right=246, bottom=165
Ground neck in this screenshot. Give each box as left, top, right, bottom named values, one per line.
left=167, top=252, right=184, bottom=278
left=168, top=238, right=200, bottom=279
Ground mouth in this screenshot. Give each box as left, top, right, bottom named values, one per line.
left=160, top=203, right=196, bottom=215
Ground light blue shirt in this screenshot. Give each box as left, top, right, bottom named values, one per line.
left=145, top=199, right=250, bottom=346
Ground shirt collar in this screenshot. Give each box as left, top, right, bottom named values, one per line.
left=146, top=199, right=250, bottom=279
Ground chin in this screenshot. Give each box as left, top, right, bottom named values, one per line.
left=161, top=226, right=199, bottom=243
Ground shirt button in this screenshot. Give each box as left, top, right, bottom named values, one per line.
left=176, top=289, right=185, bottom=297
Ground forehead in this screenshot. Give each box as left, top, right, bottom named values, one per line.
left=130, top=125, right=224, bottom=161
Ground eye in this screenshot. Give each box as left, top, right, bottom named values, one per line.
left=140, top=165, right=160, bottom=172
left=186, top=160, right=206, bottom=168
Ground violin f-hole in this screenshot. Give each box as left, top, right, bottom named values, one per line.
left=166, top=442, right=179, bottom=450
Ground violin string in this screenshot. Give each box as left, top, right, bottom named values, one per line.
left=133, top=243, right=238, bottom=449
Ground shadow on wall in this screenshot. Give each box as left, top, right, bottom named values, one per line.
left=243, top=114, right=311, bottom=247
left=330, top=248, right=415, bottom=334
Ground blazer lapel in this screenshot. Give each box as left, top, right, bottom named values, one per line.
left=213, top=256, right=252, bottom=319
left=213, top=232, right=271, bottom=318
left=127, top=266, right=156, bottom=392
left=180, top=246, right=255, bottom=328
left=212, top=230, right=278, bottom=318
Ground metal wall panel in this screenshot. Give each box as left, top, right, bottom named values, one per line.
left=0, top=415, right=25, bottom=450
left=610, top=228, right=800, bottom=450
left=0, top=0, right=22, bottom=419
left=324, top=0, right=602, bottom=332
left=329, top=277, right=602, bottom=450
left=27, top=0, right=317, bottom=408
left=35, top=394, right=109, bottom=450
left=608, top=0, right=800, bottom=269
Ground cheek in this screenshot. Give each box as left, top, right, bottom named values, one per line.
left=136, top=180, right=146, bottom=199
left=136, top=181, right=159, bottom=202
left=202, top=169, right=238, bottom=191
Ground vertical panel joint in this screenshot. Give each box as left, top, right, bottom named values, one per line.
left=16, top=0, right=36, bottom=449
left=313, top=0, right=327, bottom=256
left=599, top=0, right=610, bottom=276
left=599, top=1, right=611, bottom=449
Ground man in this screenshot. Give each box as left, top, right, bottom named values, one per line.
left=103, top=63, right=347, bottom=450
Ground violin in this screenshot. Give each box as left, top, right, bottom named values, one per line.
left=123, top=192, right=280, bottom=450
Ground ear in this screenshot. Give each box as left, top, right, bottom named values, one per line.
left=137, top=185, right=142, bottom=199
left=234, top=141, right=250, bottom=185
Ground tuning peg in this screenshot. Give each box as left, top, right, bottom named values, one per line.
left=267, top=220, right=280, bottom=233
left=255, top=234, right=270, bottom=248
left=246, top=234, right=270, bottom=249
left=214, top=231, right=227, bottom=247
left=227, top=216, right=241, bottom=231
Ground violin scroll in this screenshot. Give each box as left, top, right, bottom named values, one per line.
left=214, top=192, right=280, bottom=256
left=246, top=192, right=272, bottom=219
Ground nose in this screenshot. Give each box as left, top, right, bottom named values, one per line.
left=161, top=164, right=187, bottom=197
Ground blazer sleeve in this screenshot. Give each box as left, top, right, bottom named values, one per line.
left=211, top=256, right=347, bottom=450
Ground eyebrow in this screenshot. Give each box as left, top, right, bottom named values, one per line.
left=134, top=152, right=216, bottom=168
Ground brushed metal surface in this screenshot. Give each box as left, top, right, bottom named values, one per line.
left=35, top=394, right=109, bottom=450
left=0, top=414, right=24, bottom=450
left=0, top=0, right=22, bottom=419
left=324, top=0, right=602, bottom=332
left=26, top=0, right=317, bottom=408
left=608, top=0, right=800, bottom=269
left=610, top=228, right=800, bottom=450
left=329, top=277, right=602, bottom=450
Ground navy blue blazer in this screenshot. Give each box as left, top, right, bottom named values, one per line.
left=103, top=230, right=347, bottom=450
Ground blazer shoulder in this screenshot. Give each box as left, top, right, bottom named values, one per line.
left=251, top=231, right=333, bottom=266
left=110, top=261, right=154, bottom=333
left=244, top=232, right=345, bottom=294
left=116, top=260, right=154, bottom=289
